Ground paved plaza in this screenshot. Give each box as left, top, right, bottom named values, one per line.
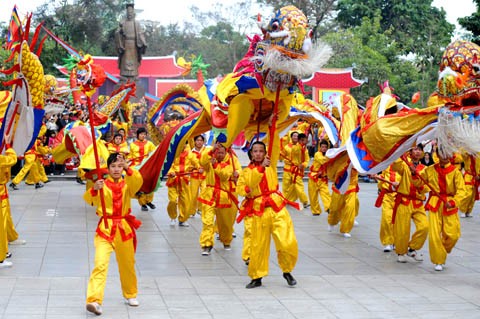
left=1, top=165, right=480, bottom=318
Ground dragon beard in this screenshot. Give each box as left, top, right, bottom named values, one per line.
left=252, top=42, right=332, bottom=92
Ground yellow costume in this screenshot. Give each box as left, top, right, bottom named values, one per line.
left=460, top=153, right=480, bottom=216
left=327, top=169, right=359, bottom=237
left=129, top=138, right=156, bottom=208
left=391, top=158, right=429, bottom=258
left=166, top=147, right=197, bottom=224
left=198, top=149, right=237, bottom=251
left=188, top=145, right=211, bottom=216
left=281, top=140, right=309, bottom=205
left=236, top=161, right=298, bottom=282
left=106, top=141, right=129, bottom=156
left=83, top=167, right=143, bottom=306
left=307, top=149, right=331, bottom=215
left=11, top=140, right=42, bottom=187
left=421, top=162, right=467, bottom=269
left=0, top=148, right=17, bottom=265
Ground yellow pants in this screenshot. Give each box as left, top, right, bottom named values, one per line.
left=13, top=154, right=39, bottom=185
left=199, top=205, right=235, bottom=247
left=26, top=160, right=48, bottom=184
left=379, top=193, right=395, bottom=246
left=393, top=202, right=428, bottom=255
left=86, top=232, right=137, bottom=305
left=188, top=178, right=204, bottom=216
left=137, top=192, right=154, bottom=206
left=248, top=207, right=298, bottom=280
left=0, top=191, right=8, bottom=260
left=282, top=171, right=308, bottom=204
left=241, top=216, right=252, bottom=262
left=428, top=211, right=461, bottom=265
left=307, top=179, right=331, bottom=215
left=167, top=185, right=190, bottom=222
left=328, top=191, right=358, bottom=234
left=460, top=182, right=476, bottom=214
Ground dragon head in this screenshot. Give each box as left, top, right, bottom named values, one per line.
left=437, top=40, right=480, bottom=106
left=254, top=5, right=332, bottom=92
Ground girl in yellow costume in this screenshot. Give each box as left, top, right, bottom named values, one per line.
left=129, top=127, right=156, bottom=211
left=188, top=135, right=211, bottom=217
left=84, top=153, right=143, bottom=315
left=421, top=151, right=467, bottom=271
left=308, top=139, right=331, bottom=216
left=236, top=141, right=298, bottom=289
left=0, top=146, right=18, bottom=269
left=198, top=143, right=238, bottom=255
left=166, top=143, right=197, bottom=226
left=281, top=132, right=310, bottom=208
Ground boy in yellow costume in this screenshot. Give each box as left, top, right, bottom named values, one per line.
left=188, top=135, right=211, bottom=217
left=166, top=143, right=197, bottom=226
left=84, top=153, right=143, bottom=315
left=421, top=150, right=467, bottom=271
left=10, top=138, right=44, bottom=190
left=459, top=152, right=480, bottom=217
left=26, top=134, right=51, bottom=186
left=129, top=127, right=156, bottom=211
left=373, top=164, right=400, bottom=252
left=237, top=141, right=299, bottom=288
left=307, top=139, right=331, bottom=216
left=281, top=132, right=310, bottom=208
left=198, top=142, right=238, bottom=255
left=391, top=145, right=429, bottom=263
left=0, top=145, right=18, bottom=268
left=106, top=133, right=130, bottom=156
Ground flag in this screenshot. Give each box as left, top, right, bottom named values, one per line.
left=6, top=6, right=23, bottom=50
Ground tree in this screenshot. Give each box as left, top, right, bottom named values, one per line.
left=459, top=0, right=480, bottom=44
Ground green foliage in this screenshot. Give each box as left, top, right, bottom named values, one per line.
left=459, top=0, right=480, bottom=44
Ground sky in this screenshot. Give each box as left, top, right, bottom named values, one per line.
left=0, top=0, right=477, bottom=29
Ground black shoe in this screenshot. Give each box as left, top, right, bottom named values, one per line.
left=146, top=202, right=156, bottom=209
left=246, top=278, right=262, bottom=289
left=9, top=183, right=18, bottom=190
left=244, top=259, right=249, bottom=266
left=303, top=203, right=310, bottom=209
left=283, top=272, right=297, bottom=286
left=141, top=205, right=148, bottom=211
left=35, top=183, right=44, bottom=189
left=44, top=180, right=51, bottom=184
left=6, top=252, right=12, bottom=259
left=76, top=177, right=85, bottom=185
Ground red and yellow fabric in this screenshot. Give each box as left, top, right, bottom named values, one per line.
left=376, top=164, right=401, bottom=246
left=129, top=139, right=156, bottom=167
left=421, top=162, right=467, bottom=265
left=281, top=142, right=309, bottom=203
left=83, top=168, right=142, bottom=305
left=390, top=158, right=429, bottom=255
left=328, top=169, right=359, bottom=234
left=188, top=145, right=211, bottom=216
left=236, top=162, right=298, bottom=280
left=198, top=149, right=237, bottom=248
left=0, top=148, right=17, bottom=260
left=166, top=148, right=197, bottom=223
left=106, top=141, right=129, bottom=156
left=307, top=150, right=331, bottom=215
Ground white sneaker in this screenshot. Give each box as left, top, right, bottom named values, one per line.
left=383, top=245, right=393, bottom=252
left=407, top=250, right=423, bottom=261
left=342, top=232, right=351, bottom=238
left=434, top=264, right=443, bottom=271
left=354, top=220, right=359, bottom=226
left=397, top=254, right=407, bottom=263
left=0, top=260, right=13, bottom=268
left=170, top=219, right=176, bottom=226
left=125, top=298, right=139, bottom=307
left=9, top=239, right=26, bottom=245
left=327, top=224, right=335, bottom=232
left=86, top=302, right=102, bottom=315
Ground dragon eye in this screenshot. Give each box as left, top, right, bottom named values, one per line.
left=271, top=21, right=280, bottom=31
left=473, top=64, right=480, bottom=74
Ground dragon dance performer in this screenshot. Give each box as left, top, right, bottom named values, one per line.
left=10, top=137, right=45, bottom=190
left=26, top=134, right=51, bottom=186
left=459, top=152, right=480, bottom=218
left=327, top=168, right=360, bottom=238
left=281, top=132, right=310, bottom=208
left=420, top=150, right=467, bottom=271
left=307, top=139, right=331, bottom=216
left=166, top=142, right=197, bottom=227
left=84, top=153, right=143, bottom=315
left=129, top=127, right=156, bottom=211
left=373, top=164, right=401, bottom=252
left=0, top=146, right=19, bottom=269
left=391, top=144, right=429, bottom=263
left=236, top=141, right=299, bottom=289
left=198, top=142, right=238, bottom=255
left=106, top=133, right=130, bottom=156
left=188, top=135, right=210, bottom=217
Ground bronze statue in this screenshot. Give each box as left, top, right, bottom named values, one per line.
left=115, top=3, right=147, bottom=82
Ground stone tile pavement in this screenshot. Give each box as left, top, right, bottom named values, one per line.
left=1, top=171, right=480, bottom=318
